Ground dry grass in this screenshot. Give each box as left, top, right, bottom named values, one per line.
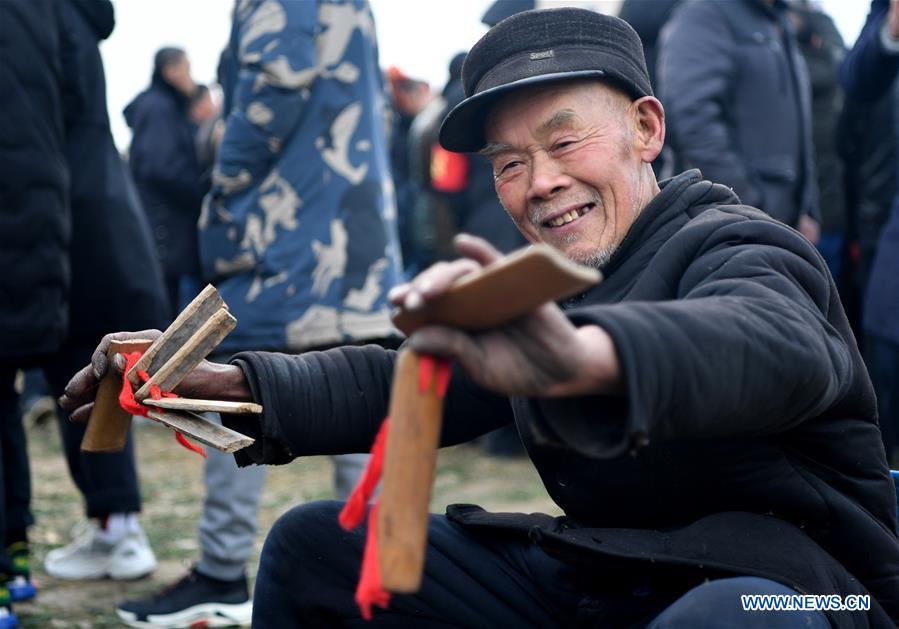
left=17, top=420, right=559, bottom=628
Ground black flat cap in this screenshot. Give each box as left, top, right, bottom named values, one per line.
left=439, top=7, right=652, bottom=153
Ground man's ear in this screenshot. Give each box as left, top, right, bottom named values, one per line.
left=631, top=96, right=665, bottom=164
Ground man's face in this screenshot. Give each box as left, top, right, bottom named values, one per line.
left=164, top=56, right=196, bottom=96
left=484, top=81, right=651, bottom=268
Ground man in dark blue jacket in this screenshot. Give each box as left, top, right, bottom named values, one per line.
left=840, top=0, right=899, bottom=464
left=125, top=48, right=205, bottom=319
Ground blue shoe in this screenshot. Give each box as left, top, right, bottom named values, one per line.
left=0, top=583, right=17, bottom=629
left=6, top=577, right=34, bottom=603
left=7, top=543, right=34, bottom=602
left=0, top=609, right=17, bottom=629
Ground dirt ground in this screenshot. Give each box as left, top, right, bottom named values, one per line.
left=17, top=418, right=559, bottom=628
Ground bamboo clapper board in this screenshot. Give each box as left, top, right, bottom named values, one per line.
left=81, top=285, right=258, bottom=454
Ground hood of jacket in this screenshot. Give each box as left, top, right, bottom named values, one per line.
left=69, top=0, right=114, bottom=40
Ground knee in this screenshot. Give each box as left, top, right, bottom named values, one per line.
left=648, top=577, right=830, bottom=629
left=261, top=500, right=345, bottom=568
left=255, top=501, right=364, bottom=624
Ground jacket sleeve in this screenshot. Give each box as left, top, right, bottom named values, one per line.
left=536, top=215, right=854, bottom=458
left=223, top=344, right=514, bottom=466
left=211, top=0, right=316, bottom=199
left=840, top=0, right=899, bottom=102
left=658, top=2, right=762, bottom=208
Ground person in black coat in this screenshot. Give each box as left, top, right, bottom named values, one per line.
left=840, top=0, right=899, bottom=465
left=125, top=48, right=205, bottom=318
left=62, top=8, right=897, bottom=627
left=0, top=1, right=69, bottom=620
left=39, top=0, right=169, bottom=585
left=658, top=0, right=821, bottom=241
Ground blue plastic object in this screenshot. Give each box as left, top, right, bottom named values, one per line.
left=0, top=611, right=17, bottom=629
left=7, top=577, right=35, bottom=603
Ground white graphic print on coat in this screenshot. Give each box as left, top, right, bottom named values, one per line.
left=318, top=103, right=368, bottom=184
left=311, top=219, right=348, bottom=297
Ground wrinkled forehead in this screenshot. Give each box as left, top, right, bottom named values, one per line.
left=484, top=79, right=628, bottom=146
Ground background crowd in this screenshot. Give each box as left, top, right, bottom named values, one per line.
left=1, top=0, right=898, bottom=627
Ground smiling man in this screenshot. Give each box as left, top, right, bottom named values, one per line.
left=60, top=8, right=899, bottom=628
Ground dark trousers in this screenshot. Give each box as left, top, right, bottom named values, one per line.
left=866, top=333, right=899, bottom=462
left=0, top=368, right=33, bottom=575
left=253, top=501, right=829, bottom=628
left=42, top=338, right=141, bottom=518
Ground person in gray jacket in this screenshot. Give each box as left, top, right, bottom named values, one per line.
left=658, top=0, right=820, bottom=242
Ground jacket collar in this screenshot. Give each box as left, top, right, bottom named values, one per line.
left=597, top=169, right=738, bottom=277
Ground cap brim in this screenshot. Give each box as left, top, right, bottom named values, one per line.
left=438, top=70, right=607, bottom=153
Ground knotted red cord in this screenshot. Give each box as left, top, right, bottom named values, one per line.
left=338, top=354, right=452, bottom=620
left=118, top=351, right=207, bottom=458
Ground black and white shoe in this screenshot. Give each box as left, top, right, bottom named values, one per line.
left=116, top=568, right=252, bottom=628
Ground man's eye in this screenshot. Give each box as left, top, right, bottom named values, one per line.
left=552, top=139, right=578, bottom=152
left=499, top=160, right=522, bottom=174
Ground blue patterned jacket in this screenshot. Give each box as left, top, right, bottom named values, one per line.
left=200, top=0, right=403, bottom=353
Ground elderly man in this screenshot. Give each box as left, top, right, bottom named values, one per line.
left=61, top=8, right=898, bottom=627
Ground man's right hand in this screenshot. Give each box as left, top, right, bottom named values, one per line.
left=59, top=330, right=253, bottom=423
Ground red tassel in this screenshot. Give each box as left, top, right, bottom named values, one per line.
left=434, top=359, right=452, bottom=398
left=354, top=502, right=391, bottom=620
left=175, top=432, right=208, bottom=458
left=339, top=418, right=390, bottom=530
left=117, top=350, right=205, bottom=458
left=418, top=354, right=435, bottom=393
left=119, top=352, right=150, bottom=416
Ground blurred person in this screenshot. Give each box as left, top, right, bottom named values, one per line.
left=40, top=0, right=169, bottom=584
left=189, top=84, right=217, bottom=127
left=790, top=2, right=848, bottom=288
left=617, top=0, right=682, bottom=178
left=187, top=83, right=223, bottom=302
left=114, top=1, right=402, bottom=627
left=658, top=0, right=821, bottom=240
left=189, top=84, right=223, bottom=181
left=840, top=0, right=899, bottom=463
left=387, top=67, right=432, bottom=277
left=837, top=86, right=897, bottom=332
left=0, top=1, right=69, bottom=625
left=125, top=47, right=205, bottom=318
left=61, top=8, right=899, bottom=626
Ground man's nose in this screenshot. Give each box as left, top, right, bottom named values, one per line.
left=527, top=153, right=570, bottom=201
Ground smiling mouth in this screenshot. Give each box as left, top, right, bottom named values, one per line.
left=542, top=203, right=595, bottom=228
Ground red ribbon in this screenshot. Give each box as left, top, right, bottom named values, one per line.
left=118, top=351, right=207, bottom=458
left=338, top=354, right=452, bottom=620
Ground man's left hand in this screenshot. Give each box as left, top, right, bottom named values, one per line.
left=389, top=235, right=622, bottom=398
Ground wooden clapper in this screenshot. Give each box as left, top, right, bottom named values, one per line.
left=81, top=285, right=258, bottom=455
left=373, top=244, right=601, bottom=594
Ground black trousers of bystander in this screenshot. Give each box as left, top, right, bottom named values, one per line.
left=43, top=338, right=142, bottom=518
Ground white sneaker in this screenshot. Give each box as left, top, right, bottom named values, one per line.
left=44, top=521, right=157, bottom=580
